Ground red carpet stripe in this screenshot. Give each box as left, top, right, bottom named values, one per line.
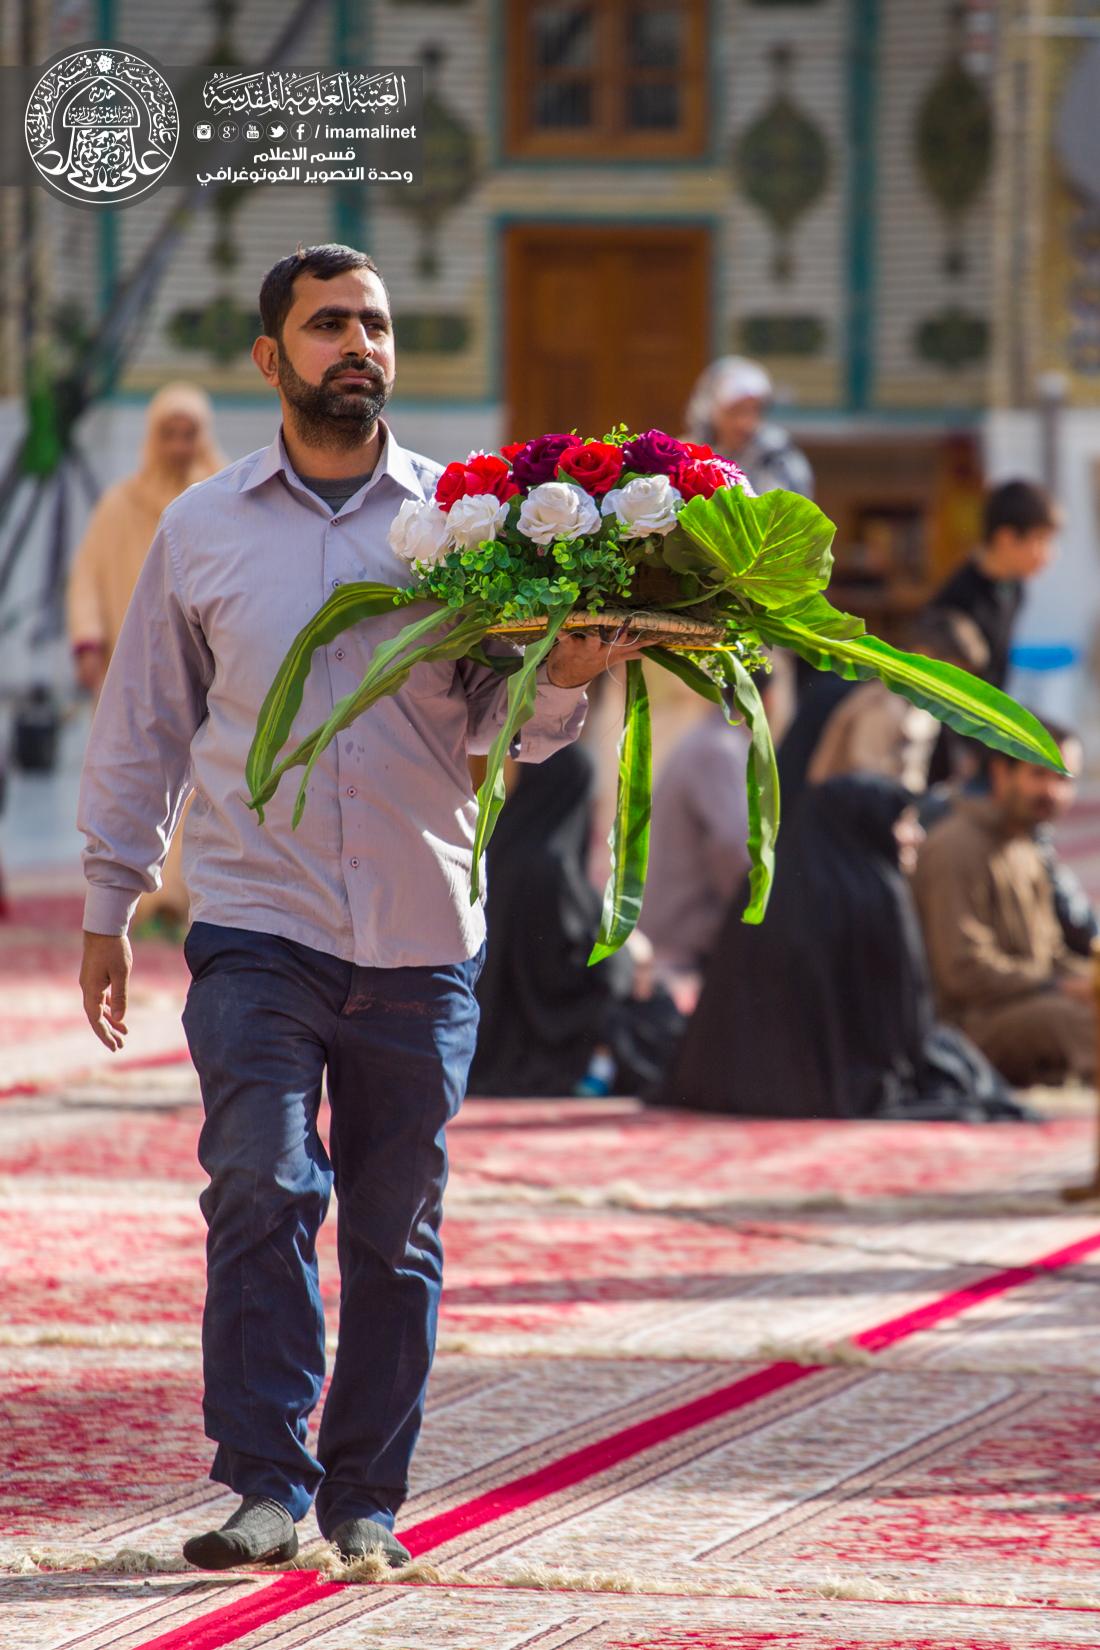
left=129, top=1226, right=1100, bottom=1650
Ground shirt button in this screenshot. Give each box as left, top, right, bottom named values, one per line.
left=347, top=786, right=357, bottom=798
left=349, top=857, right=360, bottom=869
left=332, top=578, right=342, bottom=589
left=334, top=648, right=345, bottom=660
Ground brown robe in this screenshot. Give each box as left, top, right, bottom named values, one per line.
left=911, top=798, right=1093, bottom=1083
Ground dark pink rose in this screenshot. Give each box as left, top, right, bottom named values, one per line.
left=621, top=428, right=691, bottom=476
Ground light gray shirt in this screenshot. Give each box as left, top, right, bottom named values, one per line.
left=78, top=422, right=588, bottom=967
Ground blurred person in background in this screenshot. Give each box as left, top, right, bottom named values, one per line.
left=67, top=384, right=225, bottom=936
left=911, top=723, right=1094, bottom=1086
left=469, top=739, right=681, bottom=1098
left=682, top=355, right=813, bottom=498
left=653, top=775, right=1026, bottom=1121
left=929, top=478, right=1059, bottom=692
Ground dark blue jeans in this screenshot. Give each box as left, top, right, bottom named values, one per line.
left=181, top=921, right=484, bottom=1535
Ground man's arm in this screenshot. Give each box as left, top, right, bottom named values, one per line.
left=78, top=515, right=212, bottom=1047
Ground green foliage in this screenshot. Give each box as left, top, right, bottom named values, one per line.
left=715, top=653, right=780, bottom=924
left=754, top=610, right=1067, bottom=774
left=676, top=487, right=837, bottom=610
left=412, top=532, right=633, bottom=619
left=470, top=608, right=569, bottom=900
left=247, top=583, right=423, bottom=820
left=590, top=659, right=652, bottom=965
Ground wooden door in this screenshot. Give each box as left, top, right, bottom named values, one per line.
left=505, top=225, right=711, bottom=442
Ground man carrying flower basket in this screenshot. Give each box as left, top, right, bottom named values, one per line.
left=76, top=245, right=647, bottom=1572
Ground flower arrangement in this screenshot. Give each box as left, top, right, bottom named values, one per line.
left=247, top=426, right=1063, bottom=963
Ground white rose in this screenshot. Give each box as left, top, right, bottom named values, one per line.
left=517, top=481, right=602, bottom=546
left=388, top=498, right=452, bottom=566
left=601, top=474, right=682, bottom=537
left=445, top=492, right=510, bottom=550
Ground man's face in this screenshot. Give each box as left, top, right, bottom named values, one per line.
left=255, top=268, right=395, bottom=446
left=992, top=740, right=1078, bottom=829
left=712, top=396, right=764, bottom=457
left=990, top=525, right=1057, bottom=581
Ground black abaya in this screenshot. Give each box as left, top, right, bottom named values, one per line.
left=654, top=774, right=1024, bottom=1120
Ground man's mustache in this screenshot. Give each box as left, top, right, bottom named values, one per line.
left=323, top=362, right=385, bottom=387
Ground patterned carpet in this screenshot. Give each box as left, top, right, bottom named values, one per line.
left=4, top=891, right=1100, bottom=1648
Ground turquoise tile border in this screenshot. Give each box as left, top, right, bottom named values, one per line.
left=846, top=0, right=878, bottom=410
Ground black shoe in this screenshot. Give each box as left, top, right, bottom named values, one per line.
left=183, top=1494, right=298, bottom=1570
left=329, top=1517, right=410, bottom=1567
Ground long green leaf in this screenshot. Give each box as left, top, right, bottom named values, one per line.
left=641, top=645, right=724, bottom=705
left=677, top=487, right=837, bottom=610
left=753, top=610, right=1068, bottom=773
left=470, top=607, right=570, bottom=900
left=715, top=652, right=780, bottom=924
left=247, top=581, right=427, bottom=819
left=590, top=659, right=652, bottom=965
left=286, top=609, right=491, bottom=827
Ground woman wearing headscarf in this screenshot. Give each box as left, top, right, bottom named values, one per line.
left=683, top=355, right=813, bottom=499
left=652, top=774, right=1029, bottom=1121
left=67, top=383, right=225, bottom=931
left=468, top=740, right=681, bottom=1097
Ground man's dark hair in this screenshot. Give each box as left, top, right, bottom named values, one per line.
left=258, top=244, right=385, bottom=341
left=982, top=478, right=1058, bottom=542
left=982, top=712, right=1078, bottom=777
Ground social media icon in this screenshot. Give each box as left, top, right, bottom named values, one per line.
left=267, top=121, right=286, bottom=139
left=195, top=122, right=212, bottom=140
left=294, top=121, right=312, bottom=141
left=218, top=122, right=239, bottom=141
left=244, top=122, right=261, bottom=140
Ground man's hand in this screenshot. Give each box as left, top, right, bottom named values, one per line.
left=546, top=626, right=650, bottom=689
left=80, top=932, right=133, bottom=1051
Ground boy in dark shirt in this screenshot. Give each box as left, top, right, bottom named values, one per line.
left=930, top=477, right=1060, bottom=689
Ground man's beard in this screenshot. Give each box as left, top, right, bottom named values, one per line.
left=276, top=345, right=392, bottom=451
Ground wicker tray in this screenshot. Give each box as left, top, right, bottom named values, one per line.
left=485, top=605, right=726, bottom=651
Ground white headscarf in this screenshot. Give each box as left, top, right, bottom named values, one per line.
left=683, top=357, right=774, bottom=444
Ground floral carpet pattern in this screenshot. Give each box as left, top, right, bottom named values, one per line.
left=3, top=892, right=1100, bottom=1648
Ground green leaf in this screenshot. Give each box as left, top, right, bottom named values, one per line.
left=767, top=591, right=867, bottom=640
left=246, top=581, right=424, bottom=820
left=470, top=607, right=570, bottom=900
left=284, top=609, right=491, bottom=827
left=714, top=652, right=780, bottom=924
left=754, top=611, right=1069, bottom=773
left=641, top=645, right=724, bottom=705
left=677, top=487, right=837, bottom=610
left=590, top=659, right=652, bottom=964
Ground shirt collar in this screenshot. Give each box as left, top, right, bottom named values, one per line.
left=240, top=419, right=425, bottom=503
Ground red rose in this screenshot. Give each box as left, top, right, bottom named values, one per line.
left=556, top=440, right=624, bottom=495
left=680, top=440, right=716, bottom=461
left=435, top=453, right=520, bottom=512
left=500, top=440, right=526, bottom=462
left=672, top=458, right=740, bottom=500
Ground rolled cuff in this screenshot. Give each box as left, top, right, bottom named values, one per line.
left=83, top=884, right=142, bottom=936
left=509, top=666, right=588, bottom=761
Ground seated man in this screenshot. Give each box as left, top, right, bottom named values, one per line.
left=911, top=723, right=1094, bottom=1085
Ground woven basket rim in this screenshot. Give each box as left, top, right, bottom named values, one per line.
left=485, top=605, right=726, bottom=650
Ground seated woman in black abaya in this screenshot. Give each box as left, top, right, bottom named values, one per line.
left=652, top=773, right=1030, bottom=1121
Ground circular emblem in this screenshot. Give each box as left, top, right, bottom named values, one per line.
left=24, top=46, right=178, bottom=205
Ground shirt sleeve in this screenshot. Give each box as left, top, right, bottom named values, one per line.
left=456, top=634, right=588, bottom=762
left=78, top=514, right=213, bottom=935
